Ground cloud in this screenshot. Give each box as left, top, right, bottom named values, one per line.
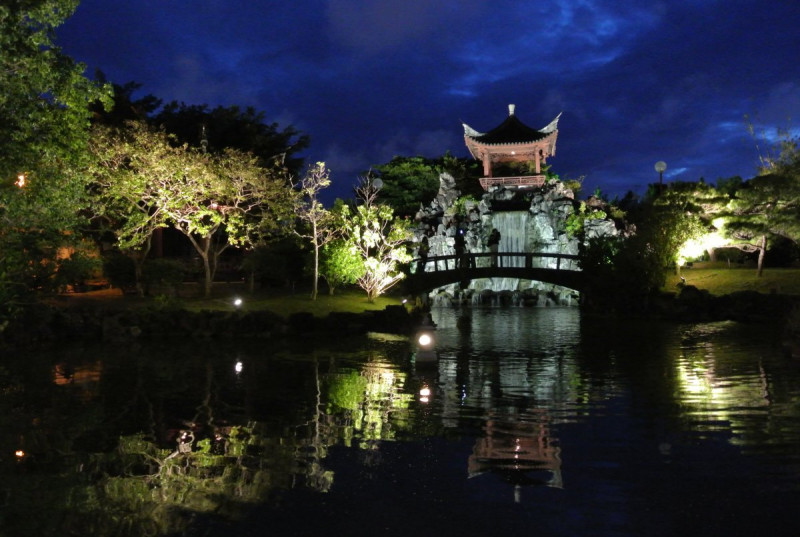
left=325, top=0, right=485, bottom=54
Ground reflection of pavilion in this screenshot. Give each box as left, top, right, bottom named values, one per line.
left=468, top=411, right=562, bottom=495
left=52, top=361, right=103, bottom=400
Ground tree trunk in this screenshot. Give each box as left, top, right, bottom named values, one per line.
left=311, top=240, right=319, bottom=300
left=756, top=235, right=766, bottom=277
left=201, top=253, right=212, bottom=297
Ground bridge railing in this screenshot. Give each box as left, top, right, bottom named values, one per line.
left=412, top=252, right=580, bottom=274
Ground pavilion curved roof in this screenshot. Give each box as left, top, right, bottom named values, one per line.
left=463, top=109, right=561, bottom=145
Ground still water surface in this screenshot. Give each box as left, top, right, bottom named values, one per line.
left=2, top=307, right=800, bottom=536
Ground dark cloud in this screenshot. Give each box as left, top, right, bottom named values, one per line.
left=58, top=0, right=800, bottom=201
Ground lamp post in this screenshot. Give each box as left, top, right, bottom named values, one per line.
left=655, top=161, right=667, bottom=187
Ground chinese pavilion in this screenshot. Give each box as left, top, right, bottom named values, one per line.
left=463, top=104, right=560, bottom=191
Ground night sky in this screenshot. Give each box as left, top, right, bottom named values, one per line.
left=57, top=0, right=800, bottom=202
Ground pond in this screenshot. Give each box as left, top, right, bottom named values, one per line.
left=2, top=307, right=799, bottom=536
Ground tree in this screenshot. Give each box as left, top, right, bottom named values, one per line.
left=319, top=239, right=364, bottom=295
left=164, top=147, right=295, bottom=297
left=90, top=77, right=162, bottom=125
left=88, top=122, right=183, bottom=295
left=647, top=181, right=717, bottom=273
left=577, top=181, right=713, bottom=315
left=152, top=102, right=310, bottom=175
left=1, top=0, right=111, bottom=315
left=294, top=162, right=338, bottom=299
left=370, top=156, right=441, bottom=218
left=719, top=129, right=800, bottom=276
left=339, top=178, right=412, bottom=302
left=89, top=121, right=295, bottom=297
left=0, top=0, right=111, bottom=180
left=720, top=173, right=800, bottom=276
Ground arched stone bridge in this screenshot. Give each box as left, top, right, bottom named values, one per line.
left=403, top=252, right=584, bottom=294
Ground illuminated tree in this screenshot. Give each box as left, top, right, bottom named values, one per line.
left=339, top=178, right=412, bottom=302
left=648, top=181, right=717, bottom=272
left=89, top=121, right=295, bottom=297
left=88, top=122, right=179, bottom=295
left=579, top=182, right=711, bottom=314
left=294, top=162, right=338, bottom=299
left=719, top=130, right=800, bottom=276
left=0, top=0, right=111, bottom=316
left=319, top=238, right=364, bottom=295
left=163, top=147, right=295, bottom=297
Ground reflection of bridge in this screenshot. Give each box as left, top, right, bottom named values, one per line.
left=404, top=252, right=583, bottom=294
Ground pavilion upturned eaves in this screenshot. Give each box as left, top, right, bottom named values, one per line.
left=463, top=104, right=560, bottom=190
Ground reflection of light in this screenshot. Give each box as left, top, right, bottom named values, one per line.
left=418, top=333, right=432, bottom=346
left=234, top=361, right=243, bottom=374
left=15, top=174, right=26, bottom=188
left=678, top=361, right=718, bottom=398
left=419, top=386, right=431, bottom=403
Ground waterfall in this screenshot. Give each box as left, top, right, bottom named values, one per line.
left=493, top=211, right=528, bottom=268
left=471, top=210, right=529, bottom=293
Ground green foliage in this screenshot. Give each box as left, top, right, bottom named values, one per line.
left=152, top=102, right=310, bottom=175
left=715, top=129, right=800, bottom=275
left=142, top=258, right=186, bottom=289
left=338, top=180, right=413, bottom=302
left=579, top=181, right=715, bottom=314
left=242, top=238, right=305, bottom=288
left=55, top=251, right=101, bottom=291
left=564, top=202, right=608, bottom=238
left=88, top=120, right=296, bottom=297
left=724, top=173, right=800, bottom=244
left=0, top=0, right=111, bottom=319
left=102, top=251, right=136, bottom=290
left=320, top=239, right=364, bottom=295
left=371, top=156, right=440, bottom=217
left=562, top=178, right=583, bottom=194
left=452, top=195, right=479, bottom=217
left=715, top=175, right=743, bottom=197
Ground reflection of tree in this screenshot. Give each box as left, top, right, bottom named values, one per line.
left=0, top=346, right=316, bottom=536
left=323, top=360, right=413, bottom=450
left=1, top=342, right=420, bottom=535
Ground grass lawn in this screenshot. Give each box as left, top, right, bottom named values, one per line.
left=181, top=287, right=404, bottom=317
left=663, top=262, right=800, bottom=296
left=55, top=263, right=799, bottom=316
left=53, top=284, right=405, bottom=318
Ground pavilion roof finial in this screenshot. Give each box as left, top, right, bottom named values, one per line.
left=508, top=103, right=515, bottom=116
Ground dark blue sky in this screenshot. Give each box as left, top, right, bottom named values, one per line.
left=57, top=0, right=800, bottom=201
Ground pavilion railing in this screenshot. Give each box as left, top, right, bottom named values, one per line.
left=479, top=175, right=546, bottom=190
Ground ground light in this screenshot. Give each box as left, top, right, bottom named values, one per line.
left=233, top=297, right=243, bottom=308
left=414, top=328, right=437, bottom=365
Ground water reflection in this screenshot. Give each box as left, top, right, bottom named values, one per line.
left=468, top=409, right=563, bottom=497
left=2, top=309, right=800, bottom=536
